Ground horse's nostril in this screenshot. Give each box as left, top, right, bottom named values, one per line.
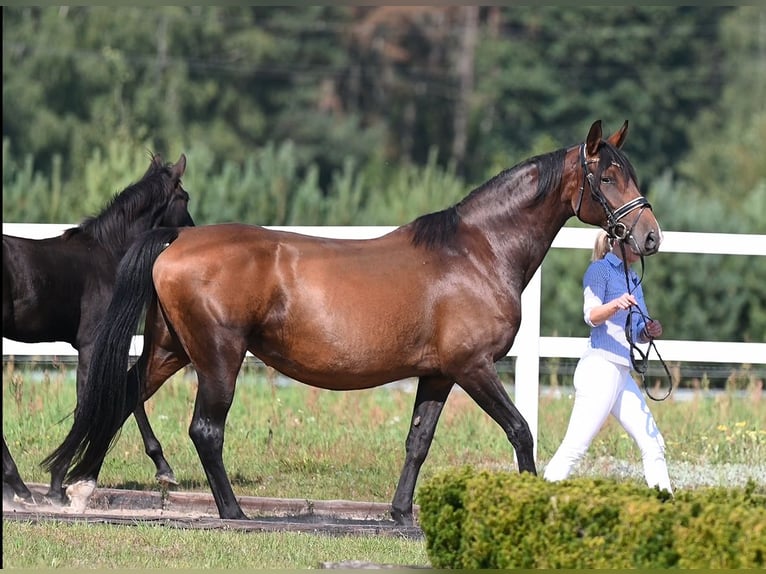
left=645, top=231, right=658, bottom=252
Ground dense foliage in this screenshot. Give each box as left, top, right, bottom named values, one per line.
left=418, top=467, right=766, bottom=568
left=3, top=7, right=765, bottom=345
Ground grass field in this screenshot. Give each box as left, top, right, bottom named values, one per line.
left=3, top=360, right=765, bottom=568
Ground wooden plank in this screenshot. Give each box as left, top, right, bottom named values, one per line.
left=4, top=483, right=420, bottom=538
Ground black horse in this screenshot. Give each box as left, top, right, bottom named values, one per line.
left=3, top=153, right=194, bottom=502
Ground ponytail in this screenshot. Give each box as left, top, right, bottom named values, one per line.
left=591, top=230, right=612, bottom=261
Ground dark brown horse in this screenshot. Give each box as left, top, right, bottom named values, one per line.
left=4, top=153, right=193, bottom=502
left=44, top=120, right=662, bottom=525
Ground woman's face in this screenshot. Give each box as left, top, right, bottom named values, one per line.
left=613, top=241, right=640, bottom=264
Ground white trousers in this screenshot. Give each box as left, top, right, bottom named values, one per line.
left=543, top=353, right=672, bottom=493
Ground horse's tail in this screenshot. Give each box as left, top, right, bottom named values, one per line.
left=42, top=227, right=181, bottom=481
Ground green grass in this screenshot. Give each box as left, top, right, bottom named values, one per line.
left=3, top=360, right=765, bottom=568
left=4, top=522, right=428, bottom=569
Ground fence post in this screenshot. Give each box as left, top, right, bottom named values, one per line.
left=510, top=266, right=542, bottom=462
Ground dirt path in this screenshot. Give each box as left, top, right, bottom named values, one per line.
left=2, top=482, right=423, bottom=539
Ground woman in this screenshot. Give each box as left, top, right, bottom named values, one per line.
left=543, top=231, right=672, bottom=493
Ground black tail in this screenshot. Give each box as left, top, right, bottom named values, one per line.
left=42, top=227, right=181, bottom=481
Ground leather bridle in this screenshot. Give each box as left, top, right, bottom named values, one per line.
left=575, top=143, right=652, bottom=244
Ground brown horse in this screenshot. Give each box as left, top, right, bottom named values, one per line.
left=44, top=120, right=662, bottom=525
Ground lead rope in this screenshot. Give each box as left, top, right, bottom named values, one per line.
left=617, top=240, right=674, bottom=401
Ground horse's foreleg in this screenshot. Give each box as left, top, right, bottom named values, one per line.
left=69, top=343, right=186, bottom=512
left=66, top=377, right=140, bottom=513
left=45, top=355, right=93, bottom=503
left=47, top=343, right=95, bottom=502
left=457, top=364, right=536, bottom=474
left=391, top=376, right=453, bottom=526
left=133, top=403, right=177, bottom=486
left=3, top=436, right=33, bottom=500
left=45, top=459, right=68, bottom=503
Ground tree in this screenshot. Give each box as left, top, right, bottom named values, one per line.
left=678, top=7, right=766, bottom=216
left=468, top=7, right=732, bottom=187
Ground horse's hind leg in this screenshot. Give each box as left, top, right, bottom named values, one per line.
left=3, top=436, right=33, bottom=501
left=456, top=362, right=536, bottom=474
left=132, top=403, right=177, bottom=486
left=391, top=376, right=453, bottom=526
left=187, top=345, right=248, bottom=520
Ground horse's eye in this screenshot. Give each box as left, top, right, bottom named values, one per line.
left=601, top=177, right=613, bottom=185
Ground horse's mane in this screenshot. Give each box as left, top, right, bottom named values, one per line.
left=410, top=147, right=567, bottom=250
left=63, top=155, right=173, bottom=250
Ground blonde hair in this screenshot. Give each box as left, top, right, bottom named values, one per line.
left=591, top=230, right=613, bottom=261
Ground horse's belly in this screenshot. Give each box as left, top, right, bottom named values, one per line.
left=260, top=359, right=420, bottom=391
left=250, top=320, right=437, bottom=390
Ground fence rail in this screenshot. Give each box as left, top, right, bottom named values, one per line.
left=4, top=223, right=765, bottom=455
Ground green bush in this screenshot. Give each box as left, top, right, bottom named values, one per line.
left=417, top=467, right=765, bottom=569
left=673, top=482, right=766, bottom=568
left=415, top=465, right=474, bottom=569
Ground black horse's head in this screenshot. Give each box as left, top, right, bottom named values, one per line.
left=142, top=153, right=195, bottom=229
left=71, top=152, right=194, bottom=255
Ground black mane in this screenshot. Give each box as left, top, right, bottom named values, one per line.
left=409, top=207, right=461, bottom=250
left=63, top=156, right=173, bottom=251
left=410, top=147, right=567, bottom=250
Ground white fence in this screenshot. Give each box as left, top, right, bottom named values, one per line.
left=4, top=223, right=766, bottom=455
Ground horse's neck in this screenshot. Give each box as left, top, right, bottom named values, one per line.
left=516, top=208, right=570, bottom=287
left=83, top=212, right=154, bottom=259
left=461, top=179, right=571, bottom=291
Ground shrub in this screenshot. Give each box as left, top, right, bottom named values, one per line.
left=418, top=467, right=765, bottom=569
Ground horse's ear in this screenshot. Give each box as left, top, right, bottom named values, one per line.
left=171, top=154, right=187, bottom=180
left=606, top=120, right=629, bottom=149
left=586, top=120, right=603, bottom=157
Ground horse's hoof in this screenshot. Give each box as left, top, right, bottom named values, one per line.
left=42, top=495, right=68, bottom=508
left=156, top=472, right=179, bottom=487
left=390, top=508, right=414, bottom=527
left=43, top=488, right=68, bottom=506
left=65, top=479, right=96, bottom=513
left=13, top=492, right=36, bottom=506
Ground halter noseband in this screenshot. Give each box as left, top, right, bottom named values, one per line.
left=575, top=143, right=652, bottom=242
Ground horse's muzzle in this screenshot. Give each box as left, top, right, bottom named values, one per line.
left=642, top=229, right=661, bottom=256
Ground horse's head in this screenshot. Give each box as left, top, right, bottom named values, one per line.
left=153, top=153, right=195, bottom=228
left=571, top=120, right=661, bottom=256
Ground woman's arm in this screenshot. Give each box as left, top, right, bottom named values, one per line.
left=587, top=293, right=638, bottom=326
left=632, top=281, right=662, bottom=341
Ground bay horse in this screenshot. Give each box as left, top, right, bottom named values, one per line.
left=3, top=153, right=194, bottom=502
left=44, top=120, right=662, bottom=525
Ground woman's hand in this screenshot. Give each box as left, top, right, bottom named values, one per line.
left=644, top=319, right=663, bottom=338
left=611, top=293, right=638, bottom=312
left=588, top=293, right=638, bottom=326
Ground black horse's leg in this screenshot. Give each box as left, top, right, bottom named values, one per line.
left=3, top=436, right=33, bottom=500
left=44, top=352, right=95, bottom=503
left=456, top=362, right=536, bottom=474
left=64, top=364, right=144, bottom=513
left=132, top=402, right=177, bottom=485
left=188, top=363, right=246, bottom=520
left=391, top=376, right=453, bottom=526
